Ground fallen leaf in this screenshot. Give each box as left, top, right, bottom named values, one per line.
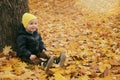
left=78, top=75, right=89, bottom=80
left=99, top=63, right=111, bottom=73
left=2, top=46, right=12, bottom=55
left=54, top=73, right=67, bottom=80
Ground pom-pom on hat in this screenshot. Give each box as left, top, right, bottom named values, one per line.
left=22, top=13, right=37, bottom=28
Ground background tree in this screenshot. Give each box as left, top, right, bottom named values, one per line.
left=0, top=0, right=29, bottom=52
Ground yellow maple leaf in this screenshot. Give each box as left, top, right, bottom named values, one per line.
left=78, top=75, right=89, bottom=80
left=2, top=74, right=15, bottom=80
left=9, top=58, right=20, bottom=65
left=50, top=67, right=65, bottom=74
left=12, top=62, right=27, bottom=75
left=3, top=46, right=12, bottom=55
left=97, top=76, right=112, bottom=80
left=0, top=64, right=13, bottom=71
left=66, top=64, right=76, bottom=70
left=54, top=73, right=68, bottom=80
left=106, top=52, right=116, bottom=57
left=99, top=63, right=111, bottom=73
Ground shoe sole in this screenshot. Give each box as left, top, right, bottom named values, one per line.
left=59, top=53, right=66, bottom=67
left=45, top=56, right=54, bottom=73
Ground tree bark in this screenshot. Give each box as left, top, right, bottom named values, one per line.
left=0, top=0, right=29, bottom=52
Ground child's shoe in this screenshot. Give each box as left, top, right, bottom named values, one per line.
left=45, top=56, right=54, bottom=73
left=40, top=56, right=54, bottom=73
left=54, top=53, right=66, bottom=67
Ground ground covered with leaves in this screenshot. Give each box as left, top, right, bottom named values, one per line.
left=0, top=0, right=120, bottom=80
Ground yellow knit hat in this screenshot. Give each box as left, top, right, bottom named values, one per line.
left=22, top=13, right=37, bottom=28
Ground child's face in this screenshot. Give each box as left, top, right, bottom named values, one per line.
left=26, top=19, right=38, bottom=33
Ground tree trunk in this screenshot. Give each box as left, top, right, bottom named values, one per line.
left=0, top=0, right=29, bottom=52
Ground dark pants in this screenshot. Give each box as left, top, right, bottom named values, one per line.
left=20, top=52, right=50, bottom=65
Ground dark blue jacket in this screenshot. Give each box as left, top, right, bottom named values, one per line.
left=17, top=24, right=46, bottom=59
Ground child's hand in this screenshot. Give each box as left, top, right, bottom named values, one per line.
left=30, top=54, right=37, bottom=60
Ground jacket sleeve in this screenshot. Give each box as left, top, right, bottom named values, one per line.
left=17, top=35, right=31, bottom=58
left=39, top=34, right=46, bottom=51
